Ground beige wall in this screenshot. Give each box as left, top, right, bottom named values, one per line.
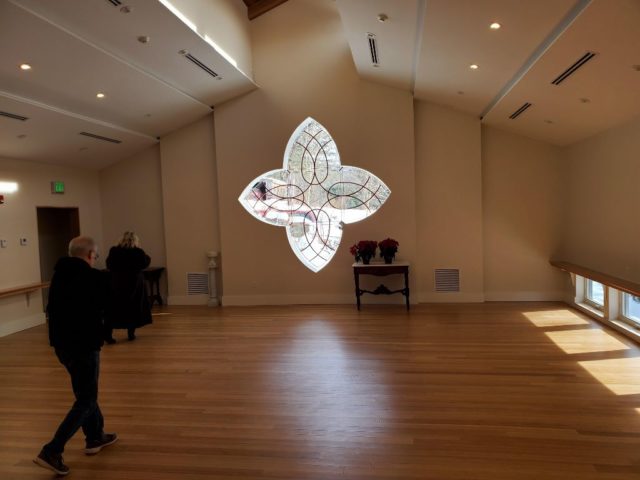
left=100, top=145, right=167, bottom=298
left=0, top=157, right=102, bottom=336
left=214, top=0, right=416, bottom=305
left=482, top=126, right=566, bottom=300
left=160, top=114, right=220, bottom=305
left=560, top=114, right=640, bottom=283
left=414, top=102, right=484, bottom=302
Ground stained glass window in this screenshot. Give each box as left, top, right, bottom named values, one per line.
left=239, top=117, right=390, bottom=272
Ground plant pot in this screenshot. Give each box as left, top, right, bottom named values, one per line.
left=361, top=253, right=372, bottom=265
left=383, top=254, right=394, bottom=264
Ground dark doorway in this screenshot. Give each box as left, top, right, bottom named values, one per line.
left=37, top=207, right=80, bottom=308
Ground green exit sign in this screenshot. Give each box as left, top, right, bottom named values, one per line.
left=51, top=181, right=65, bottom=194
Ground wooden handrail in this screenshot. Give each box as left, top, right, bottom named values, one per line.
left=550, top=260, right=640, bottom=297
left=0, top=282, right=49, bottom=300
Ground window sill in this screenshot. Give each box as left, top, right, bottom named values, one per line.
left=608, top=318, right=640, bottom=343
left=575, top=301, right=605, bottom=319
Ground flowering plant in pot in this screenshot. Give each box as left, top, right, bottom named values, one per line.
left=378, top=238, right=399, bottom=264
left=350, top=240, right=378, bottom=264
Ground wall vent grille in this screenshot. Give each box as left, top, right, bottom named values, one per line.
left=181, top=52, right=219, bottom=78
left=187, top=272, right=209, bottom=295
left=79, top=132, right=122, bottom=144
left=509, top=102, right=532, bottom=120
left=435, top=269, right=460, bottom=292
left=0, top=110, right=28, bottom=121
left=551, top=52, right=596, bottom=85
left=367, top=33, right=379, bottom=66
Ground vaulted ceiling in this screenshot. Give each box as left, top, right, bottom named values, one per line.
left=1, top=0, right=639, bottom=170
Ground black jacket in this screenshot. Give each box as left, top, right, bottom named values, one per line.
left=47, top=257, right=107, bottom=351
left=105, top=246, right=152, bottom=329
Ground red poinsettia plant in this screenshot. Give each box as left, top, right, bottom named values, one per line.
left=350, top=240, right=378, bottom=262
left=378, top=238, right=399, bottom=258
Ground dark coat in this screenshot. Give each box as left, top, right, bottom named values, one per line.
left=105, top=246, right=152, bottom=329
left=47, top=256, right=107, bottom=351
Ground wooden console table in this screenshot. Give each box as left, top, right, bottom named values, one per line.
left=353, top=262, right=410, bottom=310
left=143, top=267, right=165, bottom=306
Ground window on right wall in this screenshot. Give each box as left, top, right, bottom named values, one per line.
left=584, top=278, right=605, bottom=310
left=621, top=293, right=640, bottom=327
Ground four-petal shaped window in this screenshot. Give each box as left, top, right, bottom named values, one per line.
left=239, top=117, right=390, bottom=272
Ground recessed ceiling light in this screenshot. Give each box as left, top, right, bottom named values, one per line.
left=457, top=91, right=465, bottom=95
left=377, top=13, right=388, bottom=23
left=544, top=119, right=554, bottom=124
left=16, top=134, right=27, bottom=139
left=20, top=63, right=32, bottom=70
left=120, top=5, right=132, bottom=13
left=137, top=35, right=150, bottom=44
left=632, top=65, right=640, bottom=71
left=579, top=98, right=590, bottom=103
left=469, top=64, right=479, bottom=70
left=490, top=22, right=501, bottom=30
left=96, top=92, right=105, bottom=99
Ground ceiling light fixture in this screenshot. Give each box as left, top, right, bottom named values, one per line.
left=632, top=65, right=640, bottom=71
left=137, top=35, right=150, bottom=44
left=469, top=64, right=479, bottom=70
left=544, top=119, right=554, bottom=124
left=579, top=98, right=590, bottom=104
left=96, top=92, right=105, bottom=99
left=377, top=13, right=388, bottom=23
left=0, top=182, right=19, bottom=194
left=20, top=63, right=32, bottom=70
left=490, top=22, right=501, bottom=30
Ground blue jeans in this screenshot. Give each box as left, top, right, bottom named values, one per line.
left=43, top=349, right=104, bottom=454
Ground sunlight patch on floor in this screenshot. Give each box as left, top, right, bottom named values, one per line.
left=579, top=357, right=640, bottom=395
left=545, top=329, right=630, bottom=354
left=523, top=309, right=589, bottom=328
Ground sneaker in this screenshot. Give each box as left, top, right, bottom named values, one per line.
left=33, top=449, right=70, bottom=476
left=85, top=433, right=118, bottom=455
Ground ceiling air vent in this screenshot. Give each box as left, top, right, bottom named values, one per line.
left=367, top=33, right=379, bottom=67
left=79, top=132, right=122, bottom=144
left=509, top=102, right=532, bottom=120
left=0, top=110, right=28, bottom=121
left=435, top=269, right=460, bottom=293
left=179, top=50, right=219, bottom=79
left=187, top=272, right=209, bottom=295
left=551, top=52, right=596, bottom=85
left=106, top=0, right=122, bottom=6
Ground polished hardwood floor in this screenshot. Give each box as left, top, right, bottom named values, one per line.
left=2, top=303, right=640, bottom=479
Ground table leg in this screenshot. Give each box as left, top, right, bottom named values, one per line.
left=404, top=270, right=410, bottom=310
left=354, top=271, right=361, bottom=310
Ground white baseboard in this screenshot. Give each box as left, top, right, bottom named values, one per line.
left=484, top=291, right=566, bottom=302
left=417, top=292, right=485, bottom=303
left=168, top=295, right=210, bottom=306
left=0, top=312, right=46, bottom=337
left=221, top=293, right=415, bottom=306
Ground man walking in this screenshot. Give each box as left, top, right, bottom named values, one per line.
left=34, top=236, right=117, bottom=475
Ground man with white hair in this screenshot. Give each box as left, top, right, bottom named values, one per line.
left=34, top=236, right=117, bottom=475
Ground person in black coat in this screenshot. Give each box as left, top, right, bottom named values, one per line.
left=34, top=236, right=118, bottom=476
left=104, top=231, right=152, bottom=342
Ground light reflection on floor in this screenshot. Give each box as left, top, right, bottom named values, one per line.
left=545, top=329, right=630, bottom=354
left=270, top=320, right=390, bottom=459
left=523, top=309, right=589, bottom=328
left=578, top=357, right=640, bottom=395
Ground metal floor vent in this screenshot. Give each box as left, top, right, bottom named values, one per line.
left=79, top=132, right=122, bottom=144
left=435, top=269, right=460, bottom=292
left=187, top=272, right=209, bottom=295
left=509, top=102, right=532, bottom=120
left=106, top=0, right=122, bottom=6
left=0, top=110, right=28, bottom=121
left=180, top=51, right=219, bottom=78
left=367, top=33, right=379, bottom=67
left=551, top=52, right=596, bottom=85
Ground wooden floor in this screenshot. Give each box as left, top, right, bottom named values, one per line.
left=2, top=303, right=640, bottom=479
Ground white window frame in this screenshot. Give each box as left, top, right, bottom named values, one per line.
left=583, top=277, right=605, bottom=311
left=620, top=291, right=640, bottom=328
